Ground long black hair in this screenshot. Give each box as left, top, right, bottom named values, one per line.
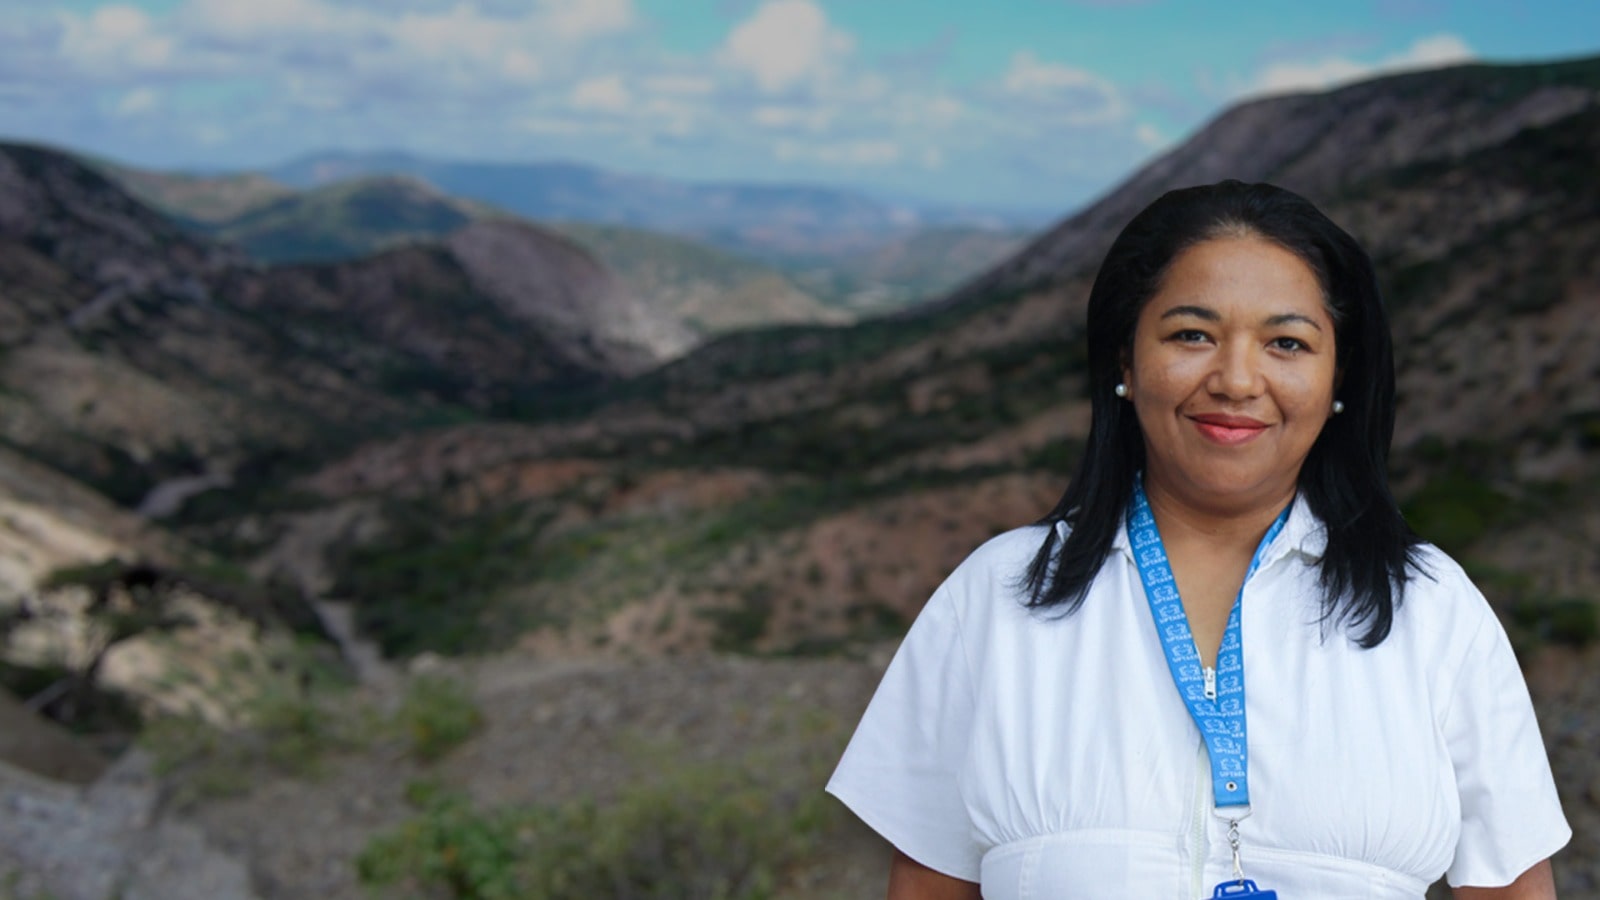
left=1023, top=180, right=1423, bottom=647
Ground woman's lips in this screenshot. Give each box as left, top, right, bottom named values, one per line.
left=1189, top=414, right=1268, bottom=445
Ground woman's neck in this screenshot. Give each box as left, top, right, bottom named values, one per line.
left=1141, top=473, right=1296, bottom=555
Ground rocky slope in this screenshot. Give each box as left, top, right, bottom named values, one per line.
left=0, top=143, right=688, bottom=504
left=100, top=166, right=870, bottom=340
left=548, top=221, right=853, bottom=334
left=102, top=162, right=1017, bottom=335
left=205, top=175, right=480, bottom=264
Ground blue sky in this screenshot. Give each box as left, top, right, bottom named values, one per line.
left=3, top=0, right=1597, bottom=212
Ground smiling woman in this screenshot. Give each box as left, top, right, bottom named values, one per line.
left=827, top=181, right=1570, bottom=899
left=1123, top=236, right=1340, bottom=528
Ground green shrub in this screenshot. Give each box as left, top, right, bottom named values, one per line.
left=1401, top=471, right=1511, bottom=555
left=1508, top=595, right=1600, bottom=647
left=331, top=503, right=546, bottom=657
left=357, top=753, right=836, bottom=899
left=139, top=649, right=373, bottom=804
left=394, top=675, right=484, bottom=762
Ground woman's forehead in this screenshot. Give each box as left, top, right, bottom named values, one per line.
left=1139, top=237, right=1331, bottom=324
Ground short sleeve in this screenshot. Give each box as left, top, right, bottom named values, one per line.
left=1442, top=603, right=1571, bottom=887
left=826, top=584, right=982, bottom=881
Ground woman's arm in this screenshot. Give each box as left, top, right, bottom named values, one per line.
left=887, top=849, right=982, bottom=900
left=1453, top=859, right=1556, bottom=899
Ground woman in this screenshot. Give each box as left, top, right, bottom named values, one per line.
left=827, top=182, right=1569, bottom=899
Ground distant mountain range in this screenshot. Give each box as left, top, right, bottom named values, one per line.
left=98, top=156, right=1033, bottom=326
left=264, top=150, right=1043, bottom=239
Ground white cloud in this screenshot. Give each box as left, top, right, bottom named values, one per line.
left=392, top=6, right=509, bottom=58
left=720, top=0, right=854, bottom=93
left=1003, top=51, right=1125, bottom=124
left=922, top=96, right=966, bottom=127
left=114, top=87, right=158, bottom=116
left=12, top=0, right=1147, bottom=207
left=59, top=5, right=175, bottom=73
left=1134, top=122, right=1166, bottom=149
left=500, top=49, right=542, bottom=82
left=1252, top=33, right=1474, bottom=96
left=571, top=75, right=631, bottom=112
left=775, top=138, right=901, bottom=166
left=644, top=74, right=717, bottom=96
left=543, top=0, right=634, bottom=40
left=753, top=105, right=833, bottom=131
left=519, top=115, right=601, bottom=135
left=177, top=0, right=350, bottom=39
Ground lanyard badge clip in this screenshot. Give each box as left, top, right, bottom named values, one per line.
left=1214, top=812, right=1274, bottom=898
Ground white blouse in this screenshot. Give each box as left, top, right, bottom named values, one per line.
left=827, top=502, right=1570, bottom=899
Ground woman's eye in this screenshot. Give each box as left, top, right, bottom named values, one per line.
left=1170, top=329, right=1209, bottom=343
left=1271, top=337, right=1309, bottom=352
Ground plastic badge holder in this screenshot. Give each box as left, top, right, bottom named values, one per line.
left=1212, top=881, right=1277, bottom=898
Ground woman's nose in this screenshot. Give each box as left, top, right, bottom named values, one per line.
left=1209, top=344, right=1264, bottom=399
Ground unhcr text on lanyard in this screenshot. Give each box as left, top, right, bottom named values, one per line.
left=1128, top=477, right=1290, bottom=899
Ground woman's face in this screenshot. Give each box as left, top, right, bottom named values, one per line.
left=1121, top=235, right=1339, bottom=514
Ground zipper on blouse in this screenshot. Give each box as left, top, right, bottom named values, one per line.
left=1203, top=666, right=1217, bottom=701
left=1189, top=740, right=1209, bottom=898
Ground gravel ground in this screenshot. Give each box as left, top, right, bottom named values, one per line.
left=2, top=641, right=1596, bottom=899
left=181, top=652, right=891, bottom=900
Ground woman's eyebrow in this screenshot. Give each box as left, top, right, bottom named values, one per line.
left=1263, top=312, right=1324, bottom=331
left=1158, top=304, right=1219, bottom=321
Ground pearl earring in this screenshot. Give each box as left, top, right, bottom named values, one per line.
left=1114, top=383, right=1128, bottom=398
left=1332, top=400, right=1345, bottom=414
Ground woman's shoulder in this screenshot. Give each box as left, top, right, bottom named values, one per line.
left=1392, top=540, right=1502, bottom=647
left=924, top=523, right=1057, bottom=621
left=946, top=522, right=1056, bottom=582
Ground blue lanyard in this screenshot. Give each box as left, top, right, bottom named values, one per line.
left=1126, top=478, right=1290, bottom=813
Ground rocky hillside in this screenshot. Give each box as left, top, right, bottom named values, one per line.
left=98, top=167, right=872, bottom=338
left=205, top=175, right=481, bottom=264
left=0, top=143, right=684, bottom=504
left=548, top=222, right=851, bottom=334
left=784, top=224, right=1031, bottom=315
left=102, top=162, right=1024, bottom=333
left=98, top=162, right=295, bottom=227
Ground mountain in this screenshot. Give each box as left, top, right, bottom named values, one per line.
left=0, top=142, right=684, bottom=505
left=98, top=157, right=1036, bottom=326
left=91, top=162, right=295, bottom=226
left=264, top=150, right=1039, bottom=264
left=944, top=57, right=1600, bottom=311
left=547, top=222, right=850, bottom=335
left=782, top=225, right=1032, bottom=315
left=206, top=175, right=482, bottom=264
left=91, top=168, right=872, bottom=338
left=0, top=140, right=696, bottom=771
left=271, top=151, right=923, bottom=233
